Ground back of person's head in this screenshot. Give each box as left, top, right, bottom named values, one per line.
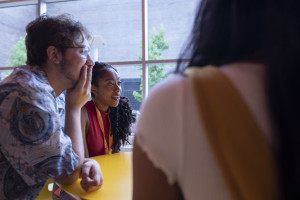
left=178, top=0, right=299, bottom=68
left=177, top=0, right=300, bottom=199
left=25, top=14, right=91, bottom=67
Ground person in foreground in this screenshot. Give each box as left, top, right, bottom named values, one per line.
left=0, top=15, right=103, bottom=199
left=81, top=62, right=134, bottom=157
left=133, top=0, right=300, bottom=199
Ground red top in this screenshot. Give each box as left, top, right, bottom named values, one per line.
left=84, top=100, right=110, bottom=157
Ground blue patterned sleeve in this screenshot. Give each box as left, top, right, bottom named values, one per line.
left=0, top=89, right=78, bottom=186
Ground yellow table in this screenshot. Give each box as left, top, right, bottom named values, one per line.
left=36, top=178, right=54, bottom=200
left=59, top=152, right=133, bottom=200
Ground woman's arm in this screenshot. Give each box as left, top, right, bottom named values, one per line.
left=133, top=139, right=183, bottom=200
left=81, top=106, right=90, bottom=158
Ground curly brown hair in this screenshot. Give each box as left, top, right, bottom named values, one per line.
left=25, top=14, right=91, bottom=66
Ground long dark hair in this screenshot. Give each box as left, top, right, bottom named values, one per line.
left=176, top=0, right=300, bottom=199
left=92, top=62, right=135, bottom=152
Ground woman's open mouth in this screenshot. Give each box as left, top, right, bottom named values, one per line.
left=112, top=96, right=120, bottom=101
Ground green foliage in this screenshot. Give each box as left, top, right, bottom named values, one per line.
left=6, top=36, right=27, bottom=67
left=133, top=24, right=170, bottom=102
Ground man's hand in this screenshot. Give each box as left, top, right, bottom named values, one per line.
left=65, top=65, right=93, bottom=110
left=80, top=158, right=103, bottom=192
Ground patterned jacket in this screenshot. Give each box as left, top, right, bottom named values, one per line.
left=0, top=65, right=78, bottom=200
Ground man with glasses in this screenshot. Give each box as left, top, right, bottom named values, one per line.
left=0, top=14, right=102, bottom=199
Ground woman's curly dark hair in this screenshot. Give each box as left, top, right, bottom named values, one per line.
left=92, top=62, right=135, bottom=152
left=110, top=96, right=135, bottom=152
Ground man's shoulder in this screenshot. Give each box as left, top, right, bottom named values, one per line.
left=12, top=65, right=48, bottom=85
left=0, top=66, right=57, bottom=113
left=1, top=65, right=54, bottom=97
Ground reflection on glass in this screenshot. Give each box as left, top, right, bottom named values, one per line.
left=46, top=0, right=142, bottom=62
left=0, top=5, right=37, bottom=67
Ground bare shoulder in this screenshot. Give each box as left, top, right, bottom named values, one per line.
left=220, top=62, right=265, bottom=80
left=219, top=62, right=272, bottom=141
left=219, top=62, right=266, bottom=98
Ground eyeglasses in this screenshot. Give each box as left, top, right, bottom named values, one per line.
left=63, top=46, right=91, bottom=58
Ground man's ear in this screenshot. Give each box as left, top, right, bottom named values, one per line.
left=46, top=46, right=62, bottom=65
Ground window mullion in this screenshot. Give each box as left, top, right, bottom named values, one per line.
left=38, top=0, right=46, bottom=16
left=142, top=0, right=149, bottom=99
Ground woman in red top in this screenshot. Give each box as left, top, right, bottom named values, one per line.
left=81, top=62, right=134, bottom=157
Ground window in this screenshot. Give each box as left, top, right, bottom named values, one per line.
left=0, top=0, right=200, bottom=110
left=0, top=2, right=37, bottom=80
left=148, top=0, right=198, bottom=60
left=46, top=0, right=142, bottom=62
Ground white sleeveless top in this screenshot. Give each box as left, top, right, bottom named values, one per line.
left=134, top=63, right=271, bottom=199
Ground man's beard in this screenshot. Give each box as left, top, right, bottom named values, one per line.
left=59, top=59, right=79, bottom=89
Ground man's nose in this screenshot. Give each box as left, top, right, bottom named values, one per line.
left=86, top=54, right=94, bottom=67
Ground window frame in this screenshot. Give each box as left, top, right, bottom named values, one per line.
left=0, top=0, right=189, bottom=98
